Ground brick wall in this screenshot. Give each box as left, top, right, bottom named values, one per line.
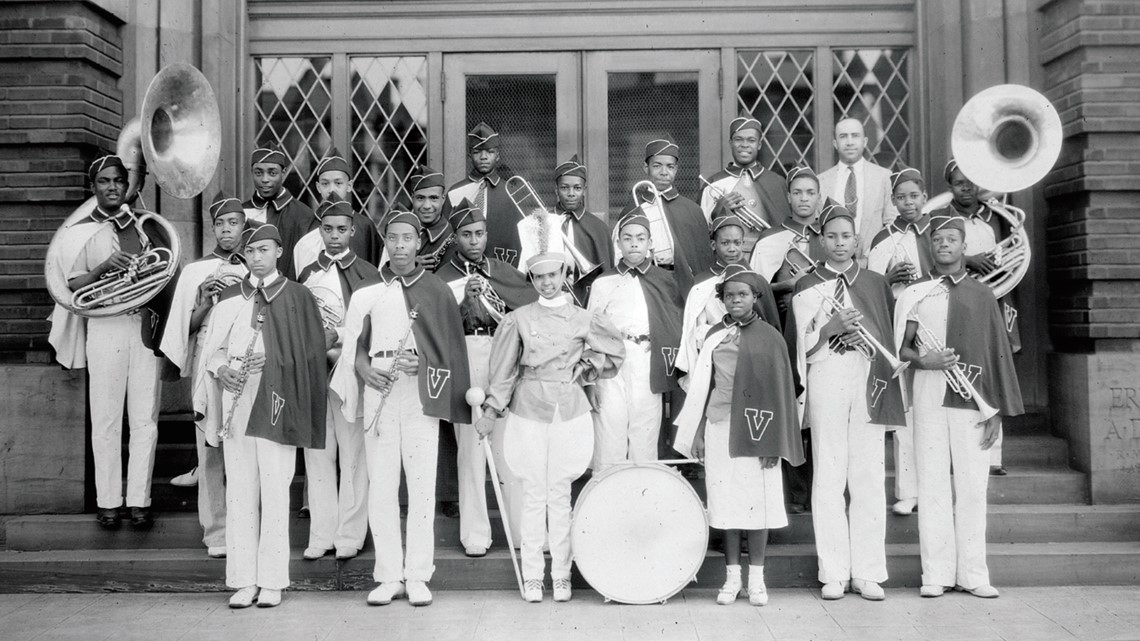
left=0, top=1, right=124, bottom=363
left=1041, top=0, right=1140, bottom=347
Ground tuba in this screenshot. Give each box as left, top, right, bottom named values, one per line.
left=922, top=84, right=1061, bottom=299
left=45, top=64, right=221, bottom=317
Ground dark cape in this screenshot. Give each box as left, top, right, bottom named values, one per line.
left=905, top=271, right=1025, bottom=416
left=442, top=171, right=522, bottom=267
left=868, top=216, right=935, bottom=276
left=660, top=188, right=715, bottom=297
left=351, top=212, right=383, bottom=267
left=608, top=259, right=684, bottom=394
left=561, top=206, right=614, bottom=306
left=297, top=249, right=382, bottom=304
left=217, top=277, right=328, bottom=449
left=675, top=314, right=805, bottom=464
left=437, top=256, right=539, bottom=311
left=243, top=189, right=317, bottom=281
left=787, top=264, right=907, bottom=428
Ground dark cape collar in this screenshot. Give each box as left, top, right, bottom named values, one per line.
left=466, top=170, right=502, bottom=187
left=616, top=257, right=652, bottom=276
left=817, top=260, right=861, bottom=286
left=381, top=263, right=426, bottom=287
left=240, top=271, right=287, bottom=302
left=250, top=188, right=294, bottom=211
left=726, top=160, right=764, bottom=180
left=92, top=205, right=134, bottom=230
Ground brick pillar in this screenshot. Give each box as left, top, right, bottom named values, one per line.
left=1041, top=0, right=1140, bottom=503
left=0, top=1, right=124, bottom=363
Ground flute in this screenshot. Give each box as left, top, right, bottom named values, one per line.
left=365, top=304, right=421, bottom=434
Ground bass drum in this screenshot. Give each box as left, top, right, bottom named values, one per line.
left=571, top=463, right=708, bottom=604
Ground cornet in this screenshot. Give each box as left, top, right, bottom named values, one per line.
left=913, top=318, right=999, bottom=418
left=816, top=290, right=909, bottom=377
left=505, top=175, right=600, bottom=280
left=699, top=175, right=771, bottom=231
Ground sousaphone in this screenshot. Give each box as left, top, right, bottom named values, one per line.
left=923, top=84, right=1062, bottom=298
left=45, top=64, right=221, bottom=317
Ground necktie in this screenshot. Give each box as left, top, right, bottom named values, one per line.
left=474, top=180, right=487, bottom=218
left=844, top=167, right=858, bottom=213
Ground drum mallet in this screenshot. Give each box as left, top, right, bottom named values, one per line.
left=466, top=387, right=525, bottom=599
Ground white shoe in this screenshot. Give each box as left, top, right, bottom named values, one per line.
left=821, top=581, right=848, bottom=600
left=170, top=468, right=198, bottom=488
left=959, top=584, right=1000, bottom=599
left=716, top=576, right=743, bottom=605
left=892, top=498, right=917, bottom=515
left=334, top=547, right=359, bottom=560
left=367, top=582, right=405, bottom=606
left=920, top=584, right=946, bottom=598
left=851, top=579, right=885, bottom=601
left=303, top=547, right=330, bottom=560
left=256, top=588, right=281, bottom=608
left=228, top=586, right=258, bottom=609
left=464, top=545, right=488, bottom=558
left=206, top=546, right=226, bottom=558
left=552, top=578, right=572, bottom=602
left=523, top=579, right=543, bottom=603
left=406, top=581, right=432, bottom=606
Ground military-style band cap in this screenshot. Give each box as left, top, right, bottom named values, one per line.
left=930, top=214, right=967, bottom=234
left=448, top=197, right=484, bottom=230
left=554, top=154, right=587, bottom=181
left=817, top=197, right=854, bottom=229
left=729, top=116, right=762, bottom=137
left=209, top=190, right=244, bottom=221
left=722, top=263, right=766, bottom=291
left=468, top=122, right=500, bottom=151
left=251, top=145, right=288, bottom=166
left=891, top=166, right=924, bottom=191
left=409, top=164, right=446, bottom=192
left=383, top=209, right=422, bottom=234
left=242, top=222, right=282, bottom=245
left=943, top=159, right=960, bottom=183
left=88, top=154, right=127, bottom=181
left=785, top=165, right=819, bottom=189
left=316, top=194, right=353, bottom=221
left=617, top=212, right=652, bottom=234
left=315, top=146, right=350, bottom=177
left=644, top=139, right=680, bottom=161
left=709, top=214, right=746, bottom=238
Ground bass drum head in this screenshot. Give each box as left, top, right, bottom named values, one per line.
left=571, top=463, right=708, bottom=604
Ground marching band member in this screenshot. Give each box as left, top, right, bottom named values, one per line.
left=442, top=122, right=524, bottom=267
left=624, top=138, right=714, bottom=297
left=437, top=199, right=537, bottom=556
left=588, top=209, right=684, bottom=470
left=750, top=166, right=828, bottom=320
left=243, top=145, right=317, bottom=280
left=408, top=165, right=454, bottom=271
left=674, top=264, right=804, bottom=607
left=296, top=195, right=381, bottom=561
left=48, top=155, right=163, bottom=530
left=934, top=159, right=1022, bottom=476
left=550, top=154, right=612, bottom=305
left=475, top=220, right=625, bottom=603
left=866, top=167, right=933, bottom=515
left=700, top=116, right=792, bottom=231
left=894, top=215, right=1023, bottom=598
left=160, top=192, right=249, bottom=555
left=787, top=202, right=906, bottom=601
left=330, top=210, right=470, bottom=607
left=817, top=118, right=897, bottom=262
left=196, top=223, right=328, bottom=609
left=293, top=147, right=383, bottom=272
left=677, top=215, right=779, bottom=379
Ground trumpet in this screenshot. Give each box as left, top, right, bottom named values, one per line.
left=71, top=245, right=174, bottom=311
left=505, top=175, right=600, bottom=280
left=913, top=318, right=999, bottom=418
left=887, top=235, right=919, bottom=284
left=699, top=175, right=771, bottom=231
left=816, top=290, right=909, bottom=377
left=630, top=180, right=677, bottom=264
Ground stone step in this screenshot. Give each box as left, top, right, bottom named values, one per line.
left=7, top=503, right=1139, bottom=553
left=2, top=541, right=1137, bottom=593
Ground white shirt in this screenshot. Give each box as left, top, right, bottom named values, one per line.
left=588, top=270, right=650, bottom=336
left=832, top=158, right=866, bottom=232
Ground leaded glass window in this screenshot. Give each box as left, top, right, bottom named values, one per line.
left=253, top=57, right=333, bottom=206
left=832, top=49, right=912, bottom=169
left=736, top=50, right=815, bottom=174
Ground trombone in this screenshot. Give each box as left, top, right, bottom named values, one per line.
left=504, top=175, right=600, bottom=280
left=629, top=180, right=677, bottom=264
left=699, top=175, right=771, bottom=231
left=816, top=290, right=909, bottom=377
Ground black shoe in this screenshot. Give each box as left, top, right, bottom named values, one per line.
left=989, top=466, right=1008, bottom=477
left=441, top=501, right=461, bottom=519
left=96, top=508, right=121, bottom=530
left=298, top=506, right=311, bottom=519
left=128, top=507, right=154, bottom=529
left=787, top=503, right=807, bottom=515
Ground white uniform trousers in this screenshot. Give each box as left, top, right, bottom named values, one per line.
left=893, top=409, right=918, bottom=502
left=304, top=401, right=369, bottom=551
left=807, top=352, right=888, bottom=584
left=913, top=369, right=992, bottom=589
left=989, top=421, right=1003, bottom=466
left=364, top=374, right=438, bottom=583
left=223, top=430, right=296, bottom=590
left=194, top=420, right=226, bottom=548
left=504, top=409, right=593, bottom=582
left=591, top=341, right=662, bottom=471
left=87, top=314, right=160, bottom=509
left=454, top=335, right=494, bottom=550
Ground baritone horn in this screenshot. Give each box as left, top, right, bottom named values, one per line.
left=505, top=175, right=600, bottom=280
left=922, top=84, right=1061, bottom=300
left=45, top=63, right=221, bottom=318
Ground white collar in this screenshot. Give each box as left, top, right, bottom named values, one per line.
left=326, top=248, right=351, bottom=261
left=253, top=271, right=280, bottom=289
left=840, top=157, right=865, bottom=175
left=538, top=293, right=569, bottom=308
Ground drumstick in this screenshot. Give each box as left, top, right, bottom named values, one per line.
left=465, top=388, right=525, bottom=599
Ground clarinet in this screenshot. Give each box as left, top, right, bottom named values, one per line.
left=218, top=310, right=266, bottom=440
left=365, top=304, right=421, bottom=433
left=426, top=233, right=455, bottom=265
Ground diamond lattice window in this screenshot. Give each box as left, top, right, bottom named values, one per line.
left=350, top=56, right=429, bottom=223
left=253, top=57, right=333, bottom=206
left=737, top=50, right=815, bottom=174
left=832, top=49, right=912, bottom=169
